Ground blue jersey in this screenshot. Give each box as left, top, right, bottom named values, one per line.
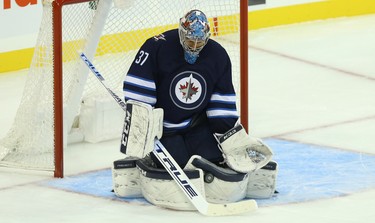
left=123, top=29, right=238, bottom=134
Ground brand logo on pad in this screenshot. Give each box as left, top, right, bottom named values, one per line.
left=170, top=71, right=207, bottom=110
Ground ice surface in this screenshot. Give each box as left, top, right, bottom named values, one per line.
left=1, top=13, right=375, bottom=223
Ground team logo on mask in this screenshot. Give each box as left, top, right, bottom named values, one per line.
left=170, top=71, right=207, bottom=110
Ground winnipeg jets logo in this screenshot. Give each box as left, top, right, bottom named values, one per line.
left=170, top=71, right=207, bottom=110
left=179, top=74, right=199, bottom=102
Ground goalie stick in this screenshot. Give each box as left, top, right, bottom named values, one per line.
left=80, top=52, right=258, bottom=216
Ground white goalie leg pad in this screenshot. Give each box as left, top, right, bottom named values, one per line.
left=246, top=161, right=278, bottom=199
left=112, top=156, right=142, bottom=197
left=185, top=155, right=248, bottom=204
left=120, top=100, right=163, bottom=158
left=136, top=156, right=205, bottom=211
left=215, top=124, right=273, bottom=173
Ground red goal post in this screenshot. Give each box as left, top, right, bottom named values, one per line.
left=0, top=0, right=248, bottom=178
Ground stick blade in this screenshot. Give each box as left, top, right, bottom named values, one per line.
left=203, top=199, right=258, bottom=216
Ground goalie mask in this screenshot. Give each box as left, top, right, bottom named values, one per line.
left=179, top=10, right=211, bottom=64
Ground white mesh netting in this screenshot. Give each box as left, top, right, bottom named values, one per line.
left=0, top=0, right=243, bottom=172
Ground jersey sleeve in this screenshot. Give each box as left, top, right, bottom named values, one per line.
left=123, top=39, right=157, bottom=106
left=206, top=53, right=239, bottom=134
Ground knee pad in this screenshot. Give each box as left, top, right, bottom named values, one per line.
left=246, top=161, right=278, bottom=199
left=186, top=155, right=248, bottom=203
left=112, top=156, right=142, bottom=197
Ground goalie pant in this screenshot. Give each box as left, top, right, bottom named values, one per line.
left=150, top=113, right=225, bottom=168
left=112, top=155, right=278, bottom=211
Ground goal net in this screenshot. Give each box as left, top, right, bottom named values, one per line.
left=0, top=0, right=248, bottom=177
